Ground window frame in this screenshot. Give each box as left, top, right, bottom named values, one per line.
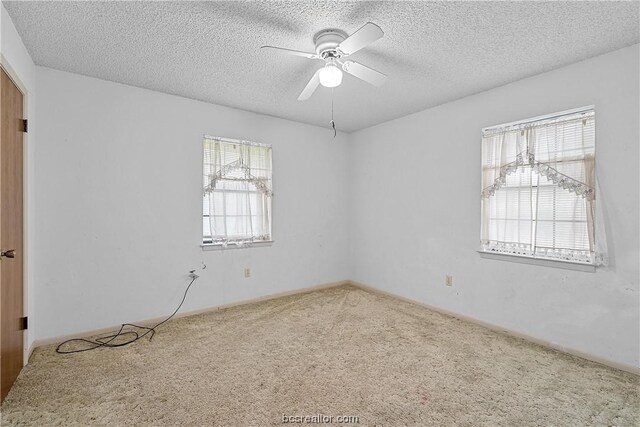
left=478, top=106, right=598, bottom=270
left=201, top=136, right=273, bottom=250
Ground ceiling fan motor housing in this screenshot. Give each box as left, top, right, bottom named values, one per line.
left=313, top=30, right=348, bottom=57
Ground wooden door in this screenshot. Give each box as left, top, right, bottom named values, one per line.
left=0, top=67, right=25, bottom=402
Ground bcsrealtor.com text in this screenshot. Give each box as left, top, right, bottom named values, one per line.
left=282, top=414, right=360, bottom=424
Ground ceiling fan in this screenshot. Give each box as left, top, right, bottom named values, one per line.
left=261, top=22, right=387, bottom=101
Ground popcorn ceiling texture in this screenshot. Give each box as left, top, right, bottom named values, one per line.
left=2, top=285, right=638, bottom=426
left=3, top=1, right=639, bottom=132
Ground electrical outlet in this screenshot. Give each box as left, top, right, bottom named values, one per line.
left=445, top=275, right=453, bottom=286
left=244, top=268, right=251, bottom=278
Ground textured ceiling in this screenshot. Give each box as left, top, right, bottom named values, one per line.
left=3, top=1, right=639, bottom=132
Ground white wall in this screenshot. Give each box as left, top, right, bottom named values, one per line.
left=1, top=3, right=37, bottom=354
left=34, top=67, right=350, bottom=341
left=349, top=45, right=640, bottom=369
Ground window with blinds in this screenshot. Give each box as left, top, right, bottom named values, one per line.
left=480, top=107, right=601, bottom=265
left=202, top=137, right=272, bottom=247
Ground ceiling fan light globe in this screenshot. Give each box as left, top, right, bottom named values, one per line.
left=319, top=64, right=343, bottom=88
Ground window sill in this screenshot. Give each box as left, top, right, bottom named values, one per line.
left=201, top=241, right=274, bottom=251
left=477, top=251, right=596, bottom=272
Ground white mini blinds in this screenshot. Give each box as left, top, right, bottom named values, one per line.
left=203, top=137, right=272, bottom=247
left=480, top=108, right=605, bottom=265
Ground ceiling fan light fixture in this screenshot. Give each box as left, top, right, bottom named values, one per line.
left=319, top=63, right=343, bottom=88
left=268, top=22, right=386, bottom=100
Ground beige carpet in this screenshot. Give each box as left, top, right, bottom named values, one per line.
left=1, top=285, right=638, bottom=426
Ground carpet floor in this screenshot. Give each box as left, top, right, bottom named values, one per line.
left=1, top=284, right=638, bottom=426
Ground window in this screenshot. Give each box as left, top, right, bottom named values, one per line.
left=480, top=107, right=604, bottom=265
left=202, top=136, right=272, bottom=247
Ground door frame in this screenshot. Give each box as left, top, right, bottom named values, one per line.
left=0, top=54, right=30, bottom=366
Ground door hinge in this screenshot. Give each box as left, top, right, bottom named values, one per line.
left=19, top=316, right=28, bottom=330
left=21, top=119, right=27, bottom=133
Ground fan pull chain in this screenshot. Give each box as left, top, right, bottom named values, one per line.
left=330, top=89, right=337, bottom=138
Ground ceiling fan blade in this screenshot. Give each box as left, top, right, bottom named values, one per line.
left=298, top=69, right=321, bottom=101
left=342, top=60, right=387, bottom=87
left=260, top=45, right=320, bottom=59
left=338, top=22, right=384, bottom=55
